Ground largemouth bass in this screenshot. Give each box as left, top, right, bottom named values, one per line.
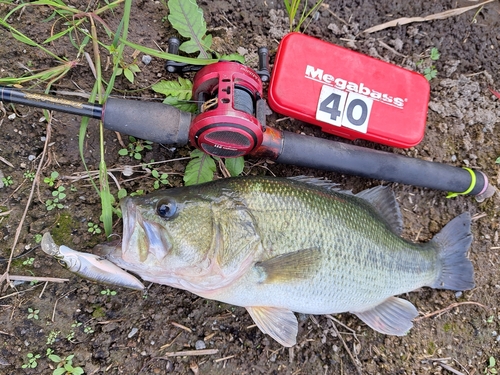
left=51, top=176, right=476, bottom=347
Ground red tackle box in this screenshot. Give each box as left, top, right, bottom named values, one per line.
left=268, top=32, right=430, bottom=148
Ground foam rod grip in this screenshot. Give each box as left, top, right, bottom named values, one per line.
left=276, top=131, right=487, bottom=196
left=103, top=98, right=192, bottom=145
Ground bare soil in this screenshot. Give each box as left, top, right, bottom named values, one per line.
left=1, top=0, right=500, bottom=374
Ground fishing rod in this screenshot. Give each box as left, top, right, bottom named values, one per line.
left=1, top=83, right=493, bottom=200
left=0, top=35, right=495, bottom=200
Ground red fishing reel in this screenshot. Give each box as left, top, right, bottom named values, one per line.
left=166, top=38, right=269, bottom=158
left=190, top=62, right=267, bottom=157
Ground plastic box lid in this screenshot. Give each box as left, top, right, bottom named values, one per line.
left=268, top=32, right=430, bottom=148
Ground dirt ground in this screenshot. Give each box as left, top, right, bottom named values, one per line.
left=1, top=0, right=500, bottom=374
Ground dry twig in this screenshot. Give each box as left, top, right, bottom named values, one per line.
left=363, top=0, right=495, bottom=33
left=415, top=301, right=488, bottom=321
left=159, top=349, right=219, bottom=357
left=327, top=316, right=363, bottom=375
left=2, top=116, right=53, bottom=287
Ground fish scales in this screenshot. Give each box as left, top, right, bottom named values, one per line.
left=214, top=177, right=438, bottom=311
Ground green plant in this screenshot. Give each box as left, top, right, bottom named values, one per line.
left=44, top=171, right=60, bottom=187
left=87, top=222, right=102, bottom=235
left=485, top=356, right=498, bottom=374
left=116, top=60, right=141, bottom=83
left=24, top=171, right=35, bottom=182
left=417, top=47, right=440, bottom=81
left=34, top=233, right=43, bottom=244
left=130, top=189, right=145, bottom=196
left=101, top=288, right=117, bottom=296
left=495, top=157, right=500, bottom=164
left=27, top=307, right=39, bottom=320
left=84, top=326, right=94, bottom=334
left=118, top=136, right=153, bottom=160
left=184, top=149, right=217, bottom=186
left=224, top=157, right=245, bottom=177
left=167, top=0, right=212, bottom=58
left=152, top=170, right=169, bottom=189
left=46, top=330, right=60, bottom=345
left=22, top=257, right=35, bottom=266
left=46, top=186, right=66, bottom=211
left=48, top=353, right=84, bottom=375
left=430, top=47, right=440, bottom=61
left=66, top=331, right=76, bottom=342
left=21, top=353, right=41, bottom=369
left=152, top=77, right=198, bottom=112
left=283, top=0, right=324, bottom=32
left=2, top=175, right=13, bottom=187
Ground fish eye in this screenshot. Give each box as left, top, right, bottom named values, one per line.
left=156, top=198, right=177, bottom=220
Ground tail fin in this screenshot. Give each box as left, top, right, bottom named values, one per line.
left=430, top=212, right=474, bottom=291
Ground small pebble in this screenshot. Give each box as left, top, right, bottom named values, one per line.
left=128, top=327, right=139, bottom=338
left=455, top=291, right=462, bottom=298
left=142, top=55, right=152, bottom=65
left=8, top=113, right=16, bottom=120
left=28, top=155, right=36, bottom=161
left=195, top=340, right=206, bottom=350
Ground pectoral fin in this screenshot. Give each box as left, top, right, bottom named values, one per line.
left=255, top=247, right=321, bottom=283
left=352, top=296, right=418, bottom=336
left=246, top=306, right=298, bottom=347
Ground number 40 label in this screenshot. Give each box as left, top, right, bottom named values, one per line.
left=316, top=85, right=373, bottom=134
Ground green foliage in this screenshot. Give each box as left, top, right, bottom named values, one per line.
left=417, top=47, right=440, bottom=81
left=49, top=353, right=84, bottom=375
left=485, top=356, right=497, bottom=374
left=44, top=171, right=60, bottom=187
left=117, top=188, right=128, bottom=199
left=224, top=157, right=245, bottom=177
left=46, top=330, right=60, bottom=345
left=84, top=326, right=94, bottom=334
left=101, top=288, right=117, bottom=296
left=283, top=0, right=324, bottom=32
left=184, top=149, right=217, bottom=186
left=46, top=186, right=66, bottom=211
left=22, top=257, right=35, bottom=266
left=118, top=136, right=153, bottom=160
left=152, top=170, right=169, bottom=189
left=130, top=189, right=145, bottom=196
left=495, top=157, right=500, bottom=164
left=87, top=222, right=102, bottom=235
left=34, top=233, right=43, bottom=244
left=116, top=62, right=141, bottom=83
left=27, top=308, right=39, bottom=320
left=167, top=0, right=212, bottom=57
left=2, top=175, right=13, bottom=187
left=424, top=66, right=437, bottom=81
left=24, top=171, right=35, bottom=182
left=152, top=77, right=197, bottom=112
left=21, top=353, right=41, bottom=369
left=430, top=47, right=440, bottom=61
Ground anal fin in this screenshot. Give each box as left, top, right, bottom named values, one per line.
left=352, top=296, right=418, bottom=336
left=246, top=306, right=298, bottom=347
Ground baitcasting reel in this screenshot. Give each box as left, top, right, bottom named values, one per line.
left=166, top=37, right=270, bottom=157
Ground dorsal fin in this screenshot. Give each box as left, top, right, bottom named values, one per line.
left=287, top=176, right=351, bottom=194
left=356, top=186, right=403, bottom=235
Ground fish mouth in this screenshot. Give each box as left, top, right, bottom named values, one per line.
left=119, top=197, right=172, bottom=265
